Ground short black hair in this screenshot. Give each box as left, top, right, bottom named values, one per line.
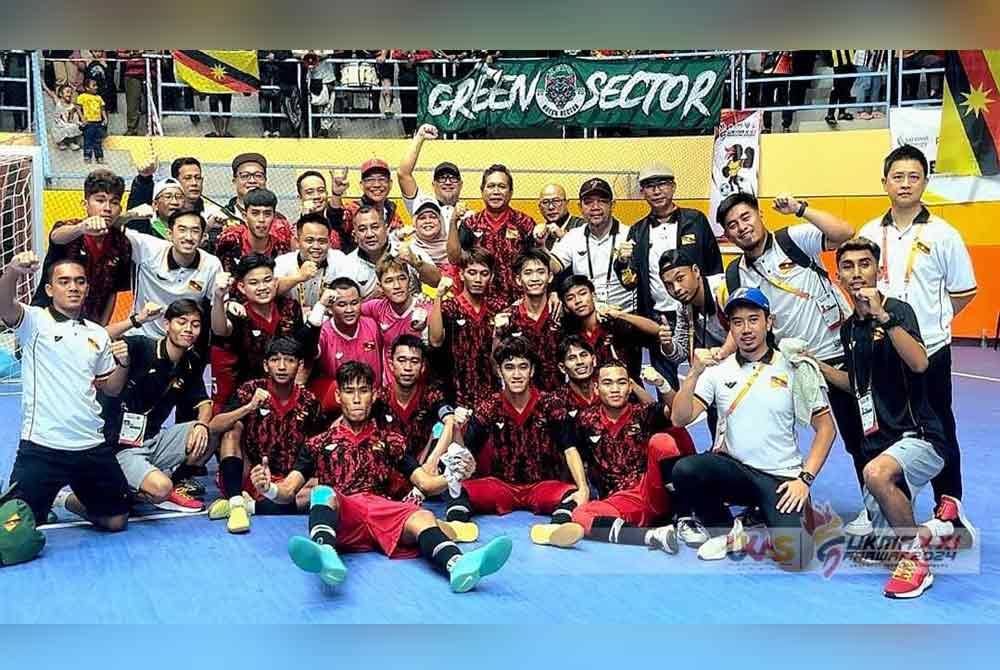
left=244, top=188, right=278, bottom=209
left=164, top=298, right=203, bottom=321
left=83, top=76, right=99, bottom=88
left=459, top=247, right=496, bottom=272
left=596, top=359, right=629, bottom=376
left=481, top=164, right=514, bottom=191
left=513, top=248, right=552, bottom=275
left=296, top=170, right=326, bottom=196
left=493, top=335, right=537, bottom=368
left=234, top=252, right=276, bottom=280
left=558, top=274, right=595, bottom=300
left=170, top=157, right=201, bottom=179
left=390, top=333, right=426, bottom=358
left=83, top=169, right=125, bottom=199
left=883, top=144, right=929, bottom=178
left=45, top=258, right=86, bottom=284
left=836, top=237, right=882, bottom=264
left=336, top=361, right=375, bottom=388
left=353, top=204, right=383, bottom=224
left=557, top=334, right=595, bottom=362
left=296, top=212, right=331, bottom=233
left=266, top=335, right=303, bottom=359
left=329, top=276, right=362, bottom=295
left=167, top=209, right=206, bottom=231
left=716, top=192, right=759, bottom=226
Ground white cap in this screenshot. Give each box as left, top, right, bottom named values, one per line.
left=153, top=177, right=183, bottom=200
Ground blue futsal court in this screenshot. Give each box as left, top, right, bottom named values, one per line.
left=1, top=347, right=998, bottom=624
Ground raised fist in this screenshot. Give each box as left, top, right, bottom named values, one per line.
left=8, top=251, right=40, bottom=275
left=416, top=124, right=439, bottom=140
left=214, top=272, right=233, bottom=299
left=248, top=387, right=271, bottom=411
left=110, top=339, right=130, bottom=367
left=82, top=216, right=109, bottom=237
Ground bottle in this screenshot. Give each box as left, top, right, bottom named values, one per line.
left=981, top=329, right=988, bottom=349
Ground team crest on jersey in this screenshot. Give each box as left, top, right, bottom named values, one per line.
left=681, top=234, right=696, bottom=245
left=363, top=341, right=376, bottom=352
left=87, top=337, right=99, bottom=351
left=505, top=227, right=521, bottom=240
left=873, top=328, right=885, bottom=341
left=371, top=440, right=385, bottom=453
left=916, top=241, right=932, bottom=255
left=536, top=63, right=585, bottom=119
left=770, top=374, right=789, bottom=388
left=188, top=280, right=204, bottom=292
left=626, top=423, right=641, bottom=436
left=778, top=261, right=797, bottom=274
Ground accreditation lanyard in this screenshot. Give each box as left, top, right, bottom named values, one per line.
left=880, top=223, right=925, bottom=292
left=725, top=361, right=767, bottom=419
left=747, top=258, right=811, bottom=300
left=585, top=222, right=618, bottom=286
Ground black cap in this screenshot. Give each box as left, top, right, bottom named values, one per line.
left=232, top=152, right=267, bottom=176
left=658, top=248, right=697, bottom=275
left=579, top=177, right=613, bottom=200
left=433, top=162, right=461, bottom=180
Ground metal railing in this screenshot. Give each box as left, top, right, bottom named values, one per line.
left=0, top=50, right=33, bottom=131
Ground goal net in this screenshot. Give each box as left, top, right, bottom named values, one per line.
left=0, top=145, right=45, bottom=392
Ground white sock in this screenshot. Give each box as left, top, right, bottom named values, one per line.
left=229, top=495, right=244, bottom=509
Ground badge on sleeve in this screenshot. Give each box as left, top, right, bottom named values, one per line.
left=681, top=234, right=696, bottom=245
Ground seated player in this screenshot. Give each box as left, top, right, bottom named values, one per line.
left=307, top=277, right=383, bottom=411
left=31, top=169, right=130, bottom=325
left=558, top=335, right=657, bottom=418
left=570, top=361, right=697, bottom=552
left=207, top=337, right=324, bottom=534
left=363, top=256, right=432, bottom=388
left=428, top=248, right=506, bottom=408
left=214, top=188, right=294, bottom=274
left=101, top=299, right=215, bottom=513
left=274, top=212, right=351, bottom=313
left=445, top=337, right=589, bottom=548
left=248, top=361, right=511, bottom=593
left=210, top=253, right=306, bottom=411
left=493, top=249, right=562, bottom=391
left=558, top=274, right=660, bottom=381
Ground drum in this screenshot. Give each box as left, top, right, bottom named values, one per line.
left=340, top=61, right=379, bottom=87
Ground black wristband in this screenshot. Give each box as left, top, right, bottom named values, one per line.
left=795, top=200, right=809, bottom=218
left=129, top=313, right=140, bottom=329
left=798, top=471, right=815, bottom=486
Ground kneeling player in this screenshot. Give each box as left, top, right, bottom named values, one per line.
left=249, top=361, right=511, bottom=593
left=570, top=361, right=696, bottom=552
left=207, top=337, right=324, bottom=533
left=445, top=336, right=590, bottom=548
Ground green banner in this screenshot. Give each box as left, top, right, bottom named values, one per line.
left=418, top=56, right=728, bottom=132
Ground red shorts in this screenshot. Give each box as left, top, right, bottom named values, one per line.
left=214, top=469, right=286, bottom=502
left=309, top=376, right=340, bottom=414
left=464, top=477, right=575, bottom=516
left=334, top=492, right=421, bottom=559
left=210, top=346, right=241, bottom=414
left=573, top=427, right=696, bottom=532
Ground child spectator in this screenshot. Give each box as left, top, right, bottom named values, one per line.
left=50, top=84, right=82, bottom=151
left=76, top=77, right=107, bottom=164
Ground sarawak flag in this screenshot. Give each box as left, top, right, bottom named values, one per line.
left=172, top=50, right=260, bottom=94
left=938, top=50, right=1000, bottom=176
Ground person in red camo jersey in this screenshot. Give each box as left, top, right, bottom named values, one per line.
left=214, top=188, right=293, bottom=274
left=446, top=164, right=543, bottom=303
left=207, top=337, right=324, bottom=534
left=428, top=247, right=506, bottom=409
left=570, top=360, right=696, bottom=552
left=443, top=336, right=591, bottom=550
left=248, top=361, right=513, bottom=593
left=493, top=249, right=563, bottom=391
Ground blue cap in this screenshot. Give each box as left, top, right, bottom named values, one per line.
left=724, top=287, right=770, bottom=315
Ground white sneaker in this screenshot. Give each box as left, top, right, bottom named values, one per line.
left=676, top=516, right=710, bottom=547
left=51, top=486, right=73, bottom=511
left=844, top=508, right=874, bottom=536
left=697, top=518, right=747, bottom=561
left=646, top=525, right=679, bottom=554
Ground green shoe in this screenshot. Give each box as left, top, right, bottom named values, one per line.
left=207, top=498, right=230, bottom=520
left=449, top=536, right=513, bottom=593
left=288, top=536, right=347, bottom=586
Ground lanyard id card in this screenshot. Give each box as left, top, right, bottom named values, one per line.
left=857, top=392, right=879, bottom=436
left=119, top=412, right=148, bottom=447
left=815, top=289, right=843, bottom=330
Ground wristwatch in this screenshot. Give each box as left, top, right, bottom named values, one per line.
left=129, top=313, right=141, bottom=329
left=798, top=471, right=815, bottom=487
left=795, top=200, right=809, bottom=218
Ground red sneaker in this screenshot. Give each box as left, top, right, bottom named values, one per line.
left=154, top=486, right=206, bottom=513
left=928, top=495, right=977, bottom=550
left=883, top=552, right=934, bottom=599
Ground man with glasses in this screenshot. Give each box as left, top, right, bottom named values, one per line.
left=614, top=163, right=723, bottom=389
left=126, top=157, right=221, bottom=222
left=215, top=153, right=294, bottom=256
left=125, top=178, right=186, bottom=240
left=537, top=183, right=585, bottom=250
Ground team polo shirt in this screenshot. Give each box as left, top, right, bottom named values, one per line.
left=552, top=221, right=636, bottom=311
left=693, top=349, right=830, bottom=478
left=214, top=224, right=294, bottom=274
left=126, top=229, right=222, bottom=338
left=316, top=316, right=383, bottom=384
left=293, top=419, right=419, bottom=496
left=100, top=336, right=210, bottom=446
left=573, top=400, right=671, bottom=494
left=439, top=293, right=506, bottom=408
left=374, top=381, right=451, bottom=456
left=648, top=218, right=680, bottom=313
left=858, top=207, right=977, bottom=356
left=344, top=241, right=431, bottom=299
left=217, top=295, right=305, bottom=387
left=494, top=300, right=563, bottom=391
left=841, top=297, right=945, bottom=458
left=11, top=305, right=116, bottom=450
left=564, top=381, right=599, bottom=419
left=667, top=273, right=728, bottom=365
left=274, top=249, right=351, bottom=311
left=459, top=207, right=537, bottom=302
left=361, top=296, right=431, bottom=387
left=729, top=225, right=851, bottom=362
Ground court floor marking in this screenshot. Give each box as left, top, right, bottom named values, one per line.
left=41, top=509, right=207, bottom=530
left=953, top=371, right=1000, bottom=383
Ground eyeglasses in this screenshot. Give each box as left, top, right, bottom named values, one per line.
left=539, top=198, right=566, bottom=208
left=158, top=193, right=185, bottom=202
left=641, top=179, right=675, bottom=191
left=362, top=176, right=390, bottom=185
left=434, top=174, right=460, bottom=184
left=237, top=171, right=266, bottom=182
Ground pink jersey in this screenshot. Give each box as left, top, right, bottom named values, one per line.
left=317, top=316, right=383, bottom=386
left=361, top=297, right=430, bottom=387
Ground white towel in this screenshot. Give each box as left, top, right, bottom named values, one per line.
left=778, top=338, right=828, bottom=426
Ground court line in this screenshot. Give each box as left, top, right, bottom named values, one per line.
left=41, top=510, right=207, bottom=530
left=953, top=371, right=1000, bottom=383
